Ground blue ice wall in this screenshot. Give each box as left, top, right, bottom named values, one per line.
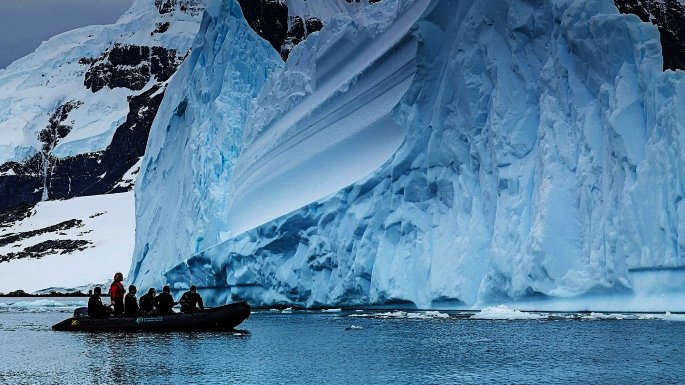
left=141, top=0, right=685, bottom=310
left=130, top=0, right=282, bottom=289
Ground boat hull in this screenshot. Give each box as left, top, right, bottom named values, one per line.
left=52, top=302, right=250, bottom=332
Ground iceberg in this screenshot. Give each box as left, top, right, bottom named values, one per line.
left=132, top=0, right=685, bottom=311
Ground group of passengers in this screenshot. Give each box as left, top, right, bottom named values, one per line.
left=88, top=272, right=204, bottom=319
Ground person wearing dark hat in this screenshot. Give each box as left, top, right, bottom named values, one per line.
left=179, top=285, right=204, bottom=313
left=124, top=285, right=140, bottom=317
left=153, top=285, right=176, bottom=315
left=139, top=288, right=156, bottom=315
left=88, top=287, right=112, bottom=319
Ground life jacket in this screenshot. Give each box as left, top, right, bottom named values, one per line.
left=110, top=281, right=125, bottom=301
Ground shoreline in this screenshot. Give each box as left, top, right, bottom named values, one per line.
left=0, top=290, right=88, bottom=297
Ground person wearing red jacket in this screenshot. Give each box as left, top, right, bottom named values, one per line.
left=110, top=272, right=126, bottom=316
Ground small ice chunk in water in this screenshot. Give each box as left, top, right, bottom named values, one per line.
left=322, top=308, right=342, bottom=313
left=346, top=325, right=363, bottom=330
left=662, top=312, right=685, bottom=322
left=471, top=305, right=547, bottom=320
left=422, top=311, right=449, bottom=319
left=349, top=311, right=449, bottom=319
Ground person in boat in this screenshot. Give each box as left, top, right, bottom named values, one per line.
left=124, top=285, right=140, bottom=317
left=139, top=288, right=156, bottom=315
left=154, top=285, right=176, bottom=315
left=110, top=272, right=126, bottom=316
left=88, top=287, right=112, bottom=319
left=179, top=285, right=204, bottom=313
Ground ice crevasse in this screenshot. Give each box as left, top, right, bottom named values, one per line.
left=132, top=0, right=685, bottom=311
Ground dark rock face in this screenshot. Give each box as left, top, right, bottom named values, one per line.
left=155, top=0, right=204, bottom=15
left=47, top=84, right=165, bottom=199
left=153, top=22, right=171, bottom=35
left=83, top=44, right=183, bottom=92
left=237, top=0, right=288, bottom=57
left=0, top=219, right=84, bottom=248
left=155, top=0, right=175, bottom=14
left=0, top=239, right=92, bottom=263
left=0, top=84, right=165, bottom=212
left=39, top=101, right=83, bottom=153
left=0, top=41, right=185, bottom=213
left=282, top=16, right=324, bottom=58
left=236, top=0, right=347, bottom=60
left=0, top=204, right=92, bottom=265
left=615, top=0, right=685, bottom=71
left=0, top=203, right=35, bottom=229
left=0, top=0, right=203, bottom=214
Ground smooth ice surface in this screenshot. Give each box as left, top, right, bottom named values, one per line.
left=135, top=0, right=685, bottom=311
left=226, top=0, right=425, bottom=235
left=0, top=193, right=135, bottom=293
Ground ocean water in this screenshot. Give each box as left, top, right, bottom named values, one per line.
left=0, top=298, right=684, bottom=384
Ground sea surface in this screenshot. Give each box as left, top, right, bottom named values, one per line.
left=0, top=298, right=684, bottom=384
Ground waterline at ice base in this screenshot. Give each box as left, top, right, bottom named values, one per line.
left=130, top=0, right=685, bottom=312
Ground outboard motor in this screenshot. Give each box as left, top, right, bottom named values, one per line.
left=73, top=307, right=89, bottom=318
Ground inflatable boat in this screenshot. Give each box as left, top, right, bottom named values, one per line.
left=52, top=302, right=250, bottom=332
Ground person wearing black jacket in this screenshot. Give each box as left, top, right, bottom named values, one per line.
left=153, top=285, right=176, bottom=315
left=88, top=287, right=112, bottom=319
left=179, top=285, right=204, bottom=313
left=124, top=285, right=140, bottom=317
left=139, top=288, right=156, bottom=315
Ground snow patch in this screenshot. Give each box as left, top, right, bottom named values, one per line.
left=0, top=192, right=135, bottom=293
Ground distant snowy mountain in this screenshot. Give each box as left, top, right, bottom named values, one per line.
left=0, top=0, right=204, bottom=212
left=0, top=0, right=206, bottom=291
left=131, top=0, right=685, bottom=312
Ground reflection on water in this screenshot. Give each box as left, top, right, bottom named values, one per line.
left=77, top=330, right=251, bottom=384
left=0, top=304, right=684, bottom=384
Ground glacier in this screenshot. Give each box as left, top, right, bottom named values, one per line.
left=131, top=0, right=685, bottom=311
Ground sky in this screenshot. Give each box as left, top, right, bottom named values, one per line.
left=0, top=0, right=134, bottom=69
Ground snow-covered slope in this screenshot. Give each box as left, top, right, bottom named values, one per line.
left=0, top=192, right=134, bottom=293
left=132, top=0, right=685, bottom=311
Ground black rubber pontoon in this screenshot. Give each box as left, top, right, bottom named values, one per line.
left=52, top=302, right=250, bottom=332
